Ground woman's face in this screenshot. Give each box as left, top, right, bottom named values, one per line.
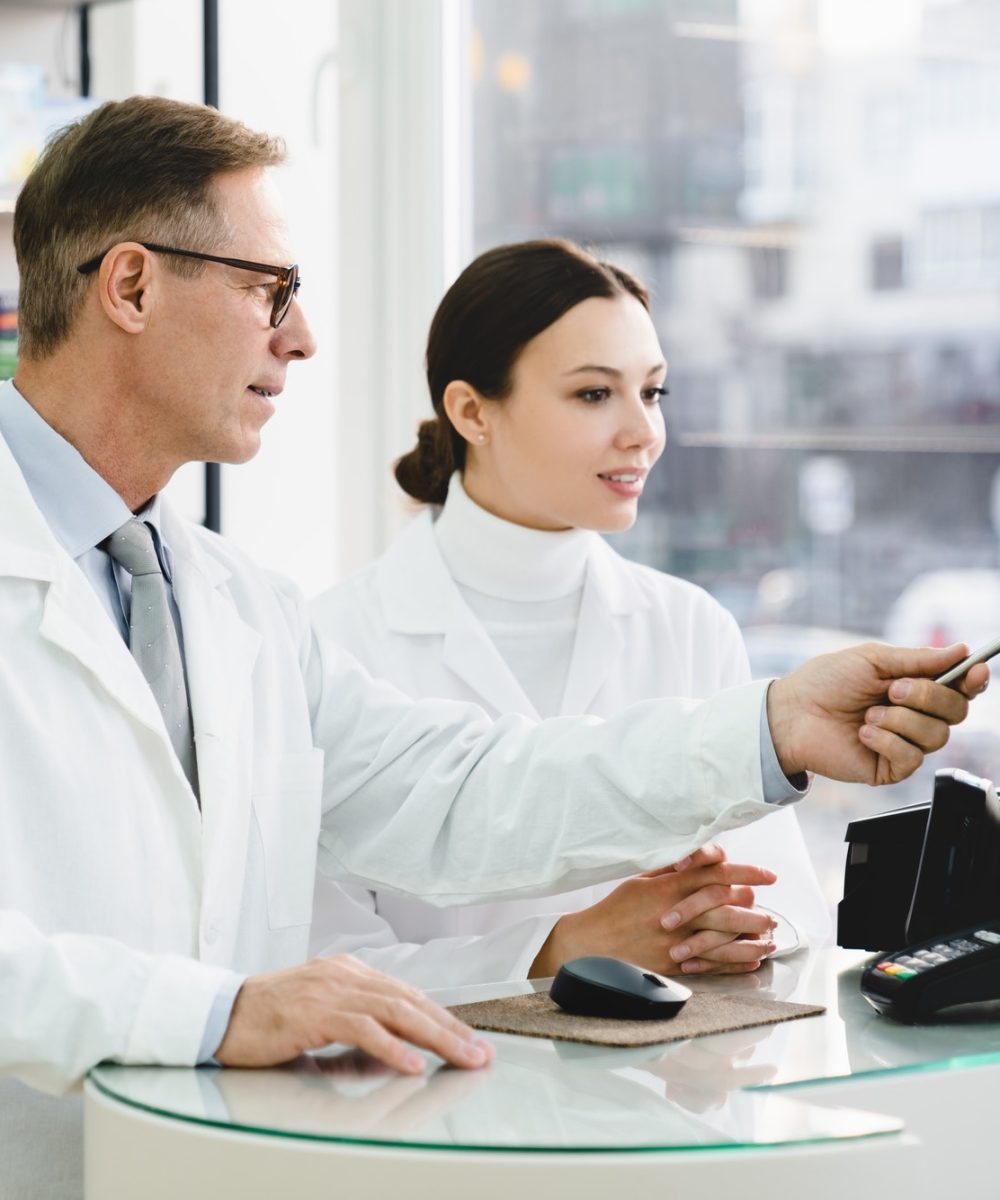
left=463, top=294, right=667, bottom=532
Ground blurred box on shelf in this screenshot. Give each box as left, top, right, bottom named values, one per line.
left=1, top=61, right=97, bottom=189
left=0, top=292, right=17, bottom=380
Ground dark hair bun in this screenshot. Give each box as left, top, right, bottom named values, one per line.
left=394, top=418, right=456, bottom=505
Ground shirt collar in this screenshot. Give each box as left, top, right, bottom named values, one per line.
left=0, top=380, right=173, bottom=579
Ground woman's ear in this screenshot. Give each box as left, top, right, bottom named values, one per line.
left=97, top=243, right=156, bottom=335
left=442, top=380, right=491, bottom=446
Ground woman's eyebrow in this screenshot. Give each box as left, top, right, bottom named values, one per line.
left=563, top=364, right=620, bottom=377
left=563, top=362, right=667, bottom=377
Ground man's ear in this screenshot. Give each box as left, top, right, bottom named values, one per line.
left=96, top=243, right=156, bottom=334
left=442, top=380, right=491, bottom=446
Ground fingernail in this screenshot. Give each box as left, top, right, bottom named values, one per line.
left=673, top=856, right=692, bottom=871
left=473, top=1037, right=495, bottom=1059
left=670, top=943, right=691, bottom=962
left=680, top=959, right=703, bottom=974
left=889, top=680, right=911, bottom=701
left=462, top=1041, right=488, bottom=1066
left=404, top=1052, right=425, bottom=1072
left=866, top=706, right=885, bottom=726
left=662, top=911, right=681, bottom=930
left=859, top=724, right=875, bottom=741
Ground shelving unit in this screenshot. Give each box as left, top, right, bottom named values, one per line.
left=0, top=0, right=221, bottom=528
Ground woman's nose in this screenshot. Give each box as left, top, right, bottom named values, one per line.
left=616, top=397, right=664, bottom=450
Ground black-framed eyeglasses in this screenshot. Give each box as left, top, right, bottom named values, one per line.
left=76, top=242, right=301, bottom=328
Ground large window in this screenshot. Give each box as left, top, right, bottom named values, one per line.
left=469, top=0, right=1000, bottom=898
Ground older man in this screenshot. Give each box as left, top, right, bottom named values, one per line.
left=0, top=96, right=983, bottom=1198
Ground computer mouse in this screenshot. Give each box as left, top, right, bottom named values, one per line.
left=550, top=955, right=692, bottom=1021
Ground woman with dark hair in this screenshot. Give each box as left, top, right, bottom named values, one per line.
left=310, top=239, right=829, bottom=988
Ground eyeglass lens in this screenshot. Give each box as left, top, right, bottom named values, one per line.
left=273, top=266, right=298, bottom=328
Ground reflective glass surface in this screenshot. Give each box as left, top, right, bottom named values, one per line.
left=90, top=947, right=1000, bottom=1152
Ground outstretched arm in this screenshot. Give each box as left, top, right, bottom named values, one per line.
left=310, top=638, right=983, bottom=905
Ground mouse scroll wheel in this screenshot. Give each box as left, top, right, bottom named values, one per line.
left=642, top=972, right=666, bottom=987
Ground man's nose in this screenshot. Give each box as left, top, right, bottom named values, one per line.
left=276, top=299, right=317, bottom=360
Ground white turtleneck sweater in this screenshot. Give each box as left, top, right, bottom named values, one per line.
left=432, top=475, right=594, bottom=718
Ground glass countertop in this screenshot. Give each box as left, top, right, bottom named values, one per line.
left=89, top=947, right=1000, bottom=1154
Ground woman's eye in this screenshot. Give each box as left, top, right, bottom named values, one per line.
left=643, top=385, right=669, bottom=404
left=577, top=387, right=611, bottom=403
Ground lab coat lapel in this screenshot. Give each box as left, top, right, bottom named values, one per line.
left=441, top=616, right=538, bottom=717
left=559, top=538, right=648, bottom=715
left=376, top=512, right=539, bottom=718
left=0, top=430, right=183, bottom=752
left=163, top=507, right=261, bottom=962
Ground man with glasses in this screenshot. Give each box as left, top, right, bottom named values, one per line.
left=0, top=96, right=984, bottom=1198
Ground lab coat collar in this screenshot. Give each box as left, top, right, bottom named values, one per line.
left=376, top=510, right=652, bottom=716
left=0, top=428, right=198, bottom=795
left=377, top=509, right=651, bottom=629
left=0, top=420, right=65, bottom=582
left=376, top=510, right=538, bottom=715
left=0, top=427, right=258, bottom=859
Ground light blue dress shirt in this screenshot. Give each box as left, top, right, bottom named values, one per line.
left=0, top=379, right=241, bottom=1063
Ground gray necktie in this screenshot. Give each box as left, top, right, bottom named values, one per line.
left=104, top=519, right=199, bottom=797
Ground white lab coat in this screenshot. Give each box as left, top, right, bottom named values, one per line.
left=0, top=423, right=782, bottom=1197
left=309, top=510, right=830, bottom=988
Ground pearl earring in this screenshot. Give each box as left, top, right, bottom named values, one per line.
left=476, top=433, right=487, bottom=444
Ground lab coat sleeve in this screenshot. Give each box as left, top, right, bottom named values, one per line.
left=310, top=880, right=561, bottom=988
left=0, top=909, right=241, bottom=1093
left=307, top=631, right=775, bottom=904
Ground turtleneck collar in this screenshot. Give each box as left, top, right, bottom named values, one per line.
left=432, top=472, right=596, bottom=602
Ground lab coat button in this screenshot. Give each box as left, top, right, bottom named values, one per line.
left=203, top=922, right=220, bottom=945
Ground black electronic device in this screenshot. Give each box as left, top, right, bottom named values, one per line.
left=838, top=768, right=1000, bottom=952
left=550, top=956, right=691, bottom=1021
left=905, top=769, right=1000, bottom=944
left=838, top=799, right=929, bottom=951
left=861, top=919, right=1000, bottom=1022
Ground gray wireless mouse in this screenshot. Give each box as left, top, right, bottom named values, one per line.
left=550, top=955, right=692, bottom=1020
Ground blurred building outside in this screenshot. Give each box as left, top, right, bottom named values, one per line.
left=470, top=0, right=1000, bottom=902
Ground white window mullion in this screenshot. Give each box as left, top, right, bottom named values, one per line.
left=336, top=0, right=470, bottom=578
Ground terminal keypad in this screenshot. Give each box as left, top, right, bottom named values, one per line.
left=874, top=932, right=995, bottom=982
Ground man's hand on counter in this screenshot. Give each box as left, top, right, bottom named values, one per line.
left=215, top=954, right=495, bottom=1074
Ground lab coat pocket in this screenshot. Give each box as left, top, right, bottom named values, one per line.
left=252, top=749, right=324, bottom=929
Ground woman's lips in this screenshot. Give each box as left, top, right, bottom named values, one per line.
left=598, top=470, right=645, bottom=498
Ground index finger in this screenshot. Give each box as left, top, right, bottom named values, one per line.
left=959, top=661, right=990, bottom=699
left=887, top=676, right=969, bottom=725
left=686, top=861, right=777, bottom=889
left=662, top=882, right=758, bottom=929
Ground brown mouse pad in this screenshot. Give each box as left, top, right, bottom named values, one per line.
left=450, top=989, right=825, bottom=1047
